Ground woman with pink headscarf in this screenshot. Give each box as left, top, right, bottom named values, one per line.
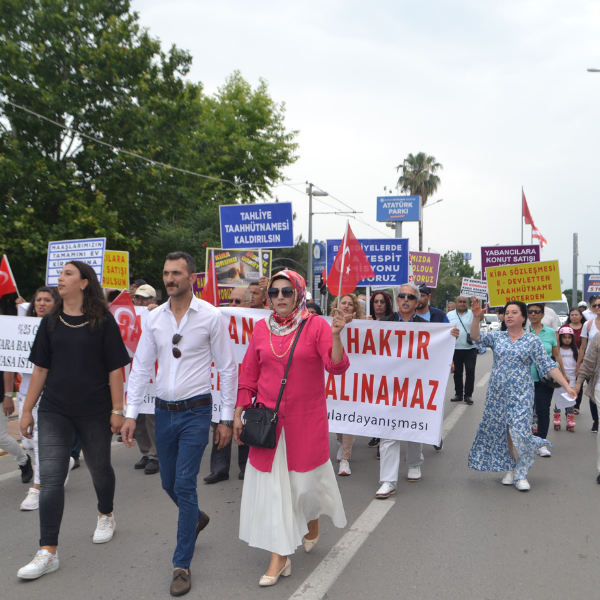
left=233, top=270, right=349, bottom=587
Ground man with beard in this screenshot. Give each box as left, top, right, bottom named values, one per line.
left=416, top=285, right=449, bottom=323
left=121, top=252, right=237, bottom=597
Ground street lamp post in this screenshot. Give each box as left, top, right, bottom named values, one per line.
left=306, top=183, right=329, bottom=297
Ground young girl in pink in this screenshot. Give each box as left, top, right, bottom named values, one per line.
left=553, top=326, right=579, bottom=432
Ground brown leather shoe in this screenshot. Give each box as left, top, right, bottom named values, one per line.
left=196, top=511, right=210, bottom=541
left=170, top=568, right=191, bottom=597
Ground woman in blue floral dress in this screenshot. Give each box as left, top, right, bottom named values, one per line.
left=467, top=300, right=576, bottom=491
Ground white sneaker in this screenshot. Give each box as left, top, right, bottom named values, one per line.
left=375, top=482, right=396, bottom=498
left=64, top=456, right=75, bottom=486
left=93, top=514, right=116, bottom=543
left=338, top=459, right=351, bottom=476
left=336, top=445, right=343, bottom=462
left=21, top=488, right=40, bottom=511
left=537, top=446, right=551, bottom=457
left=407, top=466, right=421, bottom=481
left=501, top=471, right=515, bottom=485
left=515, top=479, right=531, bottom=491
left=18, top=549, right=59, bottom=579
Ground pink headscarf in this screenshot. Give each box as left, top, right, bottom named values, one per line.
left=267, top=270, right=309, bottom=336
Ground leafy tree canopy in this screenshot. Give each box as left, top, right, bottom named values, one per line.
left=433, top=250, right=480, bottom=309
left=0, top=0, right=298, bottom=306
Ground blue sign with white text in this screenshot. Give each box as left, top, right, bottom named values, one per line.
left=376, top=195, right=421, bottom=222
left=326, top=238, right=409, bottom=286
left=219, top=202, right=294, bottom=249
left=584, top=274, right=600, bottom=302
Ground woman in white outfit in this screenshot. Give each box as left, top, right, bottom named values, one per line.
left=233, top=270, right=349, bottom=586
left=16, top=287, right=59, bottom=510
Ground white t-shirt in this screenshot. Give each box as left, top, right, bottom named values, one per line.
left=581, top=319, right=599, bottom=341
left=559, top=347, right=577, bottom=378
left=583, top=308, right=594, bottom=321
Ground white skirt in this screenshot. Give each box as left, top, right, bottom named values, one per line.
left=239, top=428, right=347, bottom=556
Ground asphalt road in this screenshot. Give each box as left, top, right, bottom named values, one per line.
left=1, top=350, right=599, bottom=600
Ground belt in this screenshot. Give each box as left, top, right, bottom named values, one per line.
left=155, top=395, right=212, bottom=412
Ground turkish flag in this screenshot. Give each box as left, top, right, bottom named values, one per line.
left=327, top=224, right=375, bottom=295
left=0, top=255, right=18, bottom=299
left=522, top=191, right=534, bottom=226
left=202, top=251, right=220, bottom=307
left=109, top=290, right=142, bottom=353
left=532, top=226, right=548, bottom=249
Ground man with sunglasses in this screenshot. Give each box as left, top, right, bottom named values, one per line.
left=375, top=283, right=459, bottom=499
left=121, top=251, right=238, bottom=597
left=204, top=286, right=251, bottom=484
left=228, top=287, right=252, bottom=308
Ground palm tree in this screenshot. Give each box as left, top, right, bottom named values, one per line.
left=396, top=153, right=443, bottom=251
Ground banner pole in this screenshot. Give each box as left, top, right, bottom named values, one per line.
left=258, top=248, right=263, bottom=278
left=521, top=186, right=523, bottom=245
left=366, top=285, right=370, bottom=318
left=212, top=249, right=218, bottom=305
left=337, top=221, right=350, bottom=311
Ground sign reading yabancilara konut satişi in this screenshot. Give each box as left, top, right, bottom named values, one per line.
left=326, top=238, right=409, bottom=286
left=219, top=202, right=294, bottom=249
left=480, top=245, right=540, bottom=280
left=376, top=195, right=421, bottom=222
left=46, top=237, right=106, bottom=286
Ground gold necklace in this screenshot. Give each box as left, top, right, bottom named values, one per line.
left=269, top=329, right=298, bottom=358
left=59, top=314, right=89, bottom=328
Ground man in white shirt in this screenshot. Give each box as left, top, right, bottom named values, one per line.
left=446, top=296, right=477, bottom=405
left=582, top=298, right=595, bottom=322
left=121, top=252, right=237, bottom=597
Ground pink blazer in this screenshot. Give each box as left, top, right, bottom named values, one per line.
left=237, top=313, right=350, bottom=473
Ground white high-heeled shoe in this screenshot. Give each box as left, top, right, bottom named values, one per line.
left=302, top=534, right=319, bottom=552
left=259, top=557, right=291, bottom=587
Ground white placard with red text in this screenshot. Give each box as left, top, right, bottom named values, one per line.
left=210, top=308, right=455, bottom=442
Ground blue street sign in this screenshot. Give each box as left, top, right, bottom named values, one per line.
left=313, top=241, right=327, bottom=273
left=584, top=274, right=600, bottom=302
left=219, top=202, right=294, bottom=249
left=326, top=238, right=409, bottom=286
left=376, top=195, right=421, bottom=222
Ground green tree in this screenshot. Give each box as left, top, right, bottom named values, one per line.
left=396, top=152, right=442, bottom=251
left=0, top=0, right=298, bottom=308
left=562, top=289, right=582, bottom=305
left=434, top=251, right=479, bottom=309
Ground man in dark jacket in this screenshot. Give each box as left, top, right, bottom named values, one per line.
left=416, top=285, right=449, bottom=323
left=375, top=283, right=459, bottom=499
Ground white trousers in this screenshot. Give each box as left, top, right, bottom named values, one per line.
left=379, top=439, right=423, bottom=486
left=0, top=403, right=28, bottom=467
left=17, top=393, right=40, bottom=485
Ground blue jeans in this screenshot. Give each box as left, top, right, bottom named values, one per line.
left=154, top=397, right=211, bottom=569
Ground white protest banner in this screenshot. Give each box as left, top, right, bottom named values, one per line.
left=210, top=308, right=455, bottom=443
left=0, top=315, right=42, bottom=373
left=46, top=237, right=106, bottom=286
left=461, top=277, right=488, bottom=300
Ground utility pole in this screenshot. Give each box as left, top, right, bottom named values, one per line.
left=306, top=183, right=329, bottom=298
left=572, top=233, right=578, bottom=307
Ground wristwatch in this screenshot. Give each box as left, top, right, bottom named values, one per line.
left=219, top=420, right=234, bottom=428
left=111, top=410, right=126, bottom=416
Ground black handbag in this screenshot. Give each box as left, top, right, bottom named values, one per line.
left=540, top=356, right=561, bottom=389
left=239, top=319, right=306, bottom=449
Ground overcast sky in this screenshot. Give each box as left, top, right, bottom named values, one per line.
left=132, top=0, right=599, bottom=294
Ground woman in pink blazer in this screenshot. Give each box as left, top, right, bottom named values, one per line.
left=233, top=270, right=349, bottom=587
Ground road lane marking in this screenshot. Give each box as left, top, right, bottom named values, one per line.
left=289, top=499, right=395, bottom=600
left=442, top=403, right=468, bottom=437
left=476, top=372, right=490, bottom=387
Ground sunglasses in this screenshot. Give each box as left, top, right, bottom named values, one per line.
left=267, top=287, right=294, bottom=299
left=593, top=304, right=600, bottom=309
left=397, top=293, right=417, bottom=301
left=172, top=334, right=182, bottom=358
left=527, top=309, right=542, bottom=315
left=230, top=298, right=244, bottom=305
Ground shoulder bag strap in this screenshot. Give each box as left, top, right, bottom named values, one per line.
left=272, top=318, right=307, bottom=418
left=456, top=310, right=470, bottom=334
